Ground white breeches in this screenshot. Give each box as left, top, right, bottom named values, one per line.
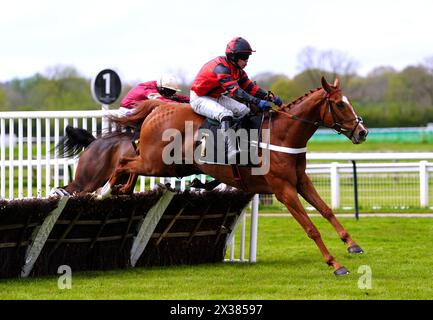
left=190, top=90, right=250, bottom=122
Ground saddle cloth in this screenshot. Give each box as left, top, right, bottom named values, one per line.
left=196, top=114, right=264, bottom=166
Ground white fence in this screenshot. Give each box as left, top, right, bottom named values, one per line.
left=306, top=154, right=433, bottom=209
left=2, top=110, right=433, bottom=261
left=0, top=110, right=259, bottom=262
left=2, top=111, right=433, bottom=210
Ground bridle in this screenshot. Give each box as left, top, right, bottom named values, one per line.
left=324, top=90, right=364, bottom=139
left=273, top=89, right=364, bottom=139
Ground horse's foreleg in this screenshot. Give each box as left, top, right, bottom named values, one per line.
left=118, top=173, right=139, bottom=194
left=99, top=155, right=151, bottom=199
left=297, top=174, right=363, bottom=254
left=273, top=181, right=349, bottom=275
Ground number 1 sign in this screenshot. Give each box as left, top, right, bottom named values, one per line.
left=91, top=69, right=122, bottom=105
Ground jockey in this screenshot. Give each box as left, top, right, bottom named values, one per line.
left=118, top=73, right=190, bottom=116
left=190, top=37, right=282, bottom=161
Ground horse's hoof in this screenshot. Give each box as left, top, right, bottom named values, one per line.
left=96, top=193, right=110, bottom=200
left=334, top=266, right=350, bottom=276
left=95, top=182, right=112, bottom=200
left=95, top=190, right=111, bottom=200
left=348, top=245, right=364, bottom=254
left=48, top=187, right=70, bottom=197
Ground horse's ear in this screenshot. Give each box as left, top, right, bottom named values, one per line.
left=333, top=78, right=340, bottom=88
left=321, top=76, right=332, bottom=93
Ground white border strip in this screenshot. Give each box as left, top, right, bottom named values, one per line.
left=21, top=196, right=70, bottom=277
left=130, top=188, right=175, bottom=267
left=250, top=140, right=307, bottom=154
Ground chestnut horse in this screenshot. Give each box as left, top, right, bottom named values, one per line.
left=98, top=76, right=368, bottom=275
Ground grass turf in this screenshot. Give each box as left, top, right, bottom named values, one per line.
left=1, top=216, right=432, bottom=300
left=307, top=140, right=433, bottom=152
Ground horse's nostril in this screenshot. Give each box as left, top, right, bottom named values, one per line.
left=359, top=130, right=367, bottom=137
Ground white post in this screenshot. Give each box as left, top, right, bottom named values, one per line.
left=170, top=177, right=176, bottom=189
left=330, top=162, right=340, bottom=209
left=0, top=118, right=5, bottom=198
left=140, top=176, right=146, bottom=192
left=36, top=118, right=42, bottom=197
left=249, top=194, right=259, bottom=262
left=45, top=118, right=51, bottom=196
left=91, top=117, right=97, bottom=136
left=229, top=235, right=235, bottom=261
left=101, top=104, right=109, bottom=133
left=54, top=118, right=60, bottom=189
left=27, top=118, right=32, bottom=198
left=150, top=177, right=156, bottom=190
left=239, top=210, right=246, bottom=261
left=82, top=117, right=87, bottom=130
left=63, top=119, right=69, bottom=186
left=419, top=160, right=429, bottom=207
left=8, top=119, right=14, bottom=199
left=18, top=118, right=23, bottom=198
left=180, top=177, right=186, bottom=191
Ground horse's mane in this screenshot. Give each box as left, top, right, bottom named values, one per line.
left=108, top=99, right=169, bottom=129
left=281, top=87, right=323, bottom=110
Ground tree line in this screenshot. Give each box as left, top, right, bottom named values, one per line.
left=1, top=50, right=433, bottom=128
left=263, top=64, right=433, bottom=128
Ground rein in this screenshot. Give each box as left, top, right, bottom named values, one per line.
left=273, top=90, right=363, bottom=139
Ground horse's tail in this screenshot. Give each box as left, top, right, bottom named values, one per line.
left=55, top=125, right=96, bottom=158
left=107, top=99, right=167, bottom=129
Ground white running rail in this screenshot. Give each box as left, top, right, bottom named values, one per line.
left=0, top=110, right=259, bottom=262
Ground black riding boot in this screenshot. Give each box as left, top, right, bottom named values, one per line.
left=221, top=116, right=239, bottom=163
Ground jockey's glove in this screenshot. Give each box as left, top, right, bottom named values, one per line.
left=258, top=100, right=271, bottom=110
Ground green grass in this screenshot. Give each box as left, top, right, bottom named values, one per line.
left=307, top=140, right=433, bottom=152
left=1, top=217, right=432, bottom=300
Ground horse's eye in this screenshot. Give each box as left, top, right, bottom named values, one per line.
left=336, top=102, right=345, bottom=109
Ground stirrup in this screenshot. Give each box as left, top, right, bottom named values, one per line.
left=224, top=129, right=239, bottom=163
left=226, top=141, right=239, bottom=163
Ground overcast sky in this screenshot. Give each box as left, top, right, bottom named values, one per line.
left=1, top=0, right=432, bottom=84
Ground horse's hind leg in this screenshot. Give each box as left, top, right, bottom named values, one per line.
left=272, top=180, right=349, bottom=275
left=297, top=174, right=363, bottom=254
left=98, top=155, right=153, bottom=199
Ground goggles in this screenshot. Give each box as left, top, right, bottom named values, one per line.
left=159, top=87, right=177, bottom=97
left=236, top=53, right=251, bottom=61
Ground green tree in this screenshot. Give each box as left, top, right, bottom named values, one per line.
left=5, top=67, right=101, bottom=111
left=0, top=87, right=10, bottom=109
left=270, top=77, right=304, bottom=103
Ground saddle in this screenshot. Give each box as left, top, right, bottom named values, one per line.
left=196, top=114, right=265, bottom=166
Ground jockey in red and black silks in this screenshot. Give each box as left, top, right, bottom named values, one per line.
left=190, top=37, right=283, bottom=162
left=191, top=55, right=268, bottom=106
left=190, top=37, right=275, bottom=124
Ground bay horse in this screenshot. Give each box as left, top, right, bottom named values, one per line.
left=98, top=76, right=368, bottom=275
left=55, top=127, right=138, bottom=195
